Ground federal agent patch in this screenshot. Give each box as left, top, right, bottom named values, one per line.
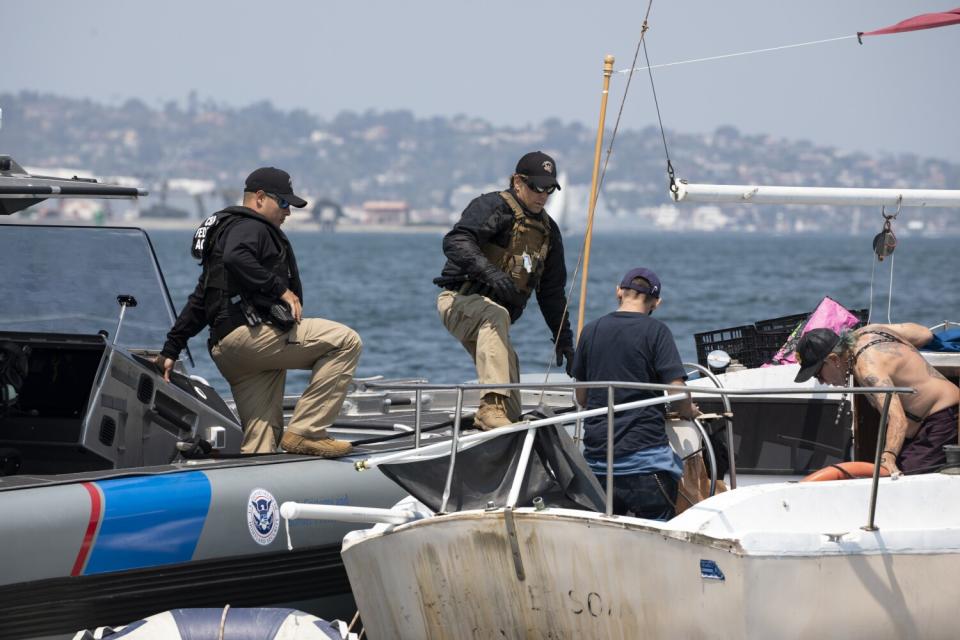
left=191, top=214, right=221, bottom=260
left=247, top=487, right=280, bottom=545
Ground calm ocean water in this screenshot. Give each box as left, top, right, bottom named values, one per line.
left=149, top=229, right=959, bottom=398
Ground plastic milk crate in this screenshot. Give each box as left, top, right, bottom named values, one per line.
left=755, top=308, right=871, bottom=362
left=695, top=309, right=871, bottom=370
left=693, top=324, right=761, bottom=369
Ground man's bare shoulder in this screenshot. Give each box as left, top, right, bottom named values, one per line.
left=852, top=326, right=906, bottom=352
left=857, top=322, right=932, bottom=348
left=856, top=323, right=885, bottom=335
left=851, top=331, right=908, bottom=375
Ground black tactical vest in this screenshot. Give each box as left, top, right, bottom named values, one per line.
left=190, top=207, right=294, bottom=339
left=481, top=191, right=552, bottom=297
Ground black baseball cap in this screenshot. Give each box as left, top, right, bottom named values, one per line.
left=619, top=267, right=661, bottom=298
left=515, top=151, right=561, bottom=191
left=794, top=328, right=841, bottom=383
left=244, top=167, right=307, bottom=208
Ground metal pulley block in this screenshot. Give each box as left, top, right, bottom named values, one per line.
left=872, top=219, right=897, bottom=261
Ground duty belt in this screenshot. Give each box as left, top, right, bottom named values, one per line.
left=209, top=317, right=244, bottom=347
left=209, top=298, right=252, bottom=346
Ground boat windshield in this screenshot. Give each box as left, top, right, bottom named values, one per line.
left=0, top=225, right=178, bottom=348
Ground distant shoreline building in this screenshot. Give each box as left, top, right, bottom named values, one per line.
left=362, top=200, right=409, bottom=226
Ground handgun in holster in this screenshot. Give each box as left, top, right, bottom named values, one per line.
left=231, top=294, right=263, bottom=326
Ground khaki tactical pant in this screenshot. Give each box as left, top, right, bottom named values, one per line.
left=437, top=290, right=520, bottom=420
left=211, top=318, right=362, bottom=453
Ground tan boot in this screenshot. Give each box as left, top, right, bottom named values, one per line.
left=280, top=431, right=353, bottom=458
left=474, top=393, right=514, bottom=431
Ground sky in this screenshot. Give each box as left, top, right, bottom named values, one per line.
left=3, top=1, right=959, bottom=161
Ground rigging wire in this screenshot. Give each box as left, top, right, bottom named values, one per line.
left=616, top=35, right=857, bottom=75
left=537, top=0, right=655, bottom=405
left=641, top=32, right=676, bottom=192
left=596, top=12, right=653, bottom=195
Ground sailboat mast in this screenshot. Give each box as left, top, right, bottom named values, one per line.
left=576, top=54, right=615, bottom=340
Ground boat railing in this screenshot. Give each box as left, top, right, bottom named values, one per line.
left=929, top=321, right=960, bottom=332
left=360, top=377, right=913, bottom=530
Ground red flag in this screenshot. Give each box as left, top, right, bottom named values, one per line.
left=858, top=8, right=960, bottom=42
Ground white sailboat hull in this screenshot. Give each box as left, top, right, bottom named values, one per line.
left=342, top=474, right=960, bottom=639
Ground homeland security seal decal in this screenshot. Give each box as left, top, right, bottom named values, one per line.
left=247, top=488, right=279, bottom=545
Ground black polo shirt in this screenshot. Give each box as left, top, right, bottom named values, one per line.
left=572, top=311, right=687, bottom=459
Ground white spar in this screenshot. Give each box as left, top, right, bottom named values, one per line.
left=672, top=182, right=960, bottom=208
left=280, top=501, right=421, bottom=525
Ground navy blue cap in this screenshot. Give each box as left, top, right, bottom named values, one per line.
left=619, top=267, right=661, bottom=298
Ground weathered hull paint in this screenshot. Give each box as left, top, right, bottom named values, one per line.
left=342, top=474, right=960, bottom=639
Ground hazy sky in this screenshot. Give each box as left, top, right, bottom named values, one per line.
left=3, top=1, right=959, bottom=161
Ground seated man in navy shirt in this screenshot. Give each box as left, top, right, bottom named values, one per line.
left=571, top=268, right=698, bottom=520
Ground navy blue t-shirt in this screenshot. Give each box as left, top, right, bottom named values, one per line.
left=572, top=311, right=687, bottom=460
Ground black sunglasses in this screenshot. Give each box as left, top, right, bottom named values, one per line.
left=520, top=176, right=557, bottom=195
left=266, top=192, right=290, bottom=209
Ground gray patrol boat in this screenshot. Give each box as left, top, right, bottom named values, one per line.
left=0, top=152, right=459, bottom=640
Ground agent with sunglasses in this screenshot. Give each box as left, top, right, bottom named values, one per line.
left=158, top=167, right=360, bottom=458
left=434, top=151, right=574, bottom=431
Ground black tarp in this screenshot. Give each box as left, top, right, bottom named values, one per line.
left=380, top=423, right=607, bottom=513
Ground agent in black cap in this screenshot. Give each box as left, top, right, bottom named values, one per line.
left=514, top=151, right=562, bottom=194
left=157, top=167, right=361, bottom=458
left=433, top=151, right=573, bottom=430
left=244, top=167, right=308, bottom=211
left=793, top=323, right=959, bottom=476
left=570, top=267, right=699, bottom=520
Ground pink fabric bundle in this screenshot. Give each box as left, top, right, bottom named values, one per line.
left=770, top=297, right=862, bottom=365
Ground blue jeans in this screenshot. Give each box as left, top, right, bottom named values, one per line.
left=594, top=471, right=678, bottom=521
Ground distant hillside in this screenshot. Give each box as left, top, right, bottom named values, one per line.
left=1, top=91, right=957, bottom=233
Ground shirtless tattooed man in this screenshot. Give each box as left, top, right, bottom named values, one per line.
left=795, top=323, right=960, bottom=475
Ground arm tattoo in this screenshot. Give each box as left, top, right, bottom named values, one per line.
left=860, top=374, right=890, bottom=413
left=870, top=343, right=904, bottom=358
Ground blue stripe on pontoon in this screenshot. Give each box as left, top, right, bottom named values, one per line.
left=84, top=471, right=211, bottom=574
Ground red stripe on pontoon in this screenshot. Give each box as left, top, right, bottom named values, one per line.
left=71, top=482, right=102, bottom=576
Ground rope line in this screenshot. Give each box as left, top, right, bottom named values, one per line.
left=886, top=252, right=895, bottom=323
left=865, top=239, right=897, bottom=325
left=616, top=35, right=857, bottom=74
